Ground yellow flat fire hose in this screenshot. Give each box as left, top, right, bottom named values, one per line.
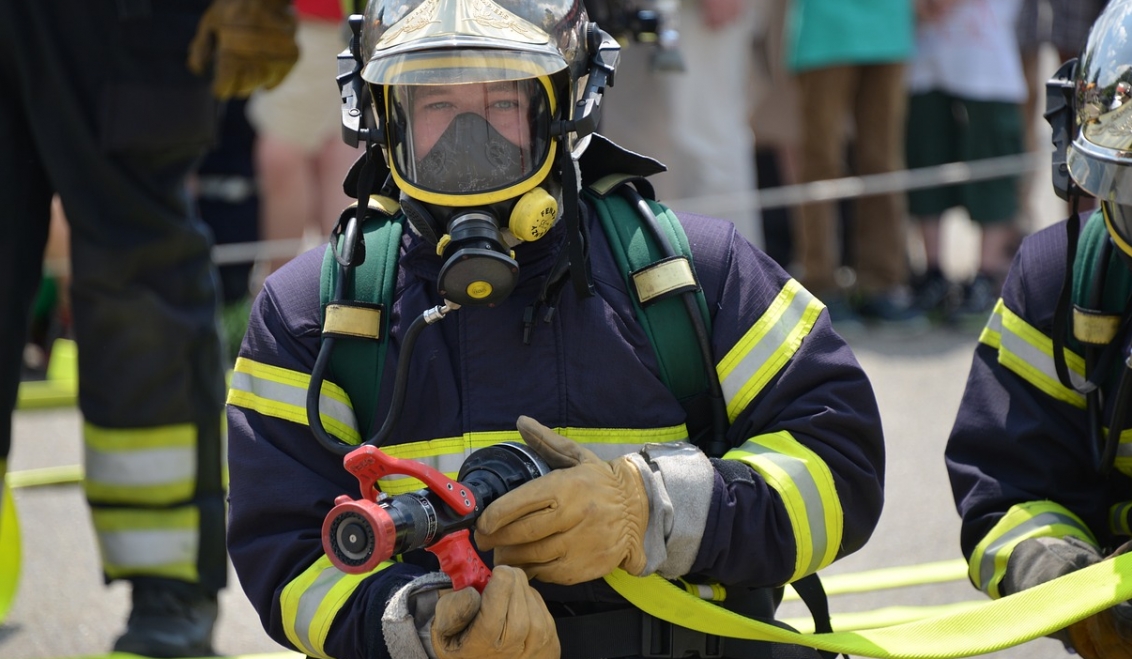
left=0, top=480, right=21, bottom=623
left=604, top=552, right=1132, bottom=659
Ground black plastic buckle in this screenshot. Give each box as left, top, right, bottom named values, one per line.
left=640, top=614, right=723, bottom=659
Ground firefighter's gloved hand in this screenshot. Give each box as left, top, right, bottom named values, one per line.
left=475, top=416, right=649, bottom=584
left=432, top=565, right=559, bottom=659
left=1067, top=540, right=1132, bottom=659
left=187, top=0, right=298, bottom=99
left=1002, top=536, right=1132, bottom=658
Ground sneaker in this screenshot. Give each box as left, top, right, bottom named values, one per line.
left=113, top=578, right=218, bottom=658
left=949, top=274, right=1000, bottom=330
left=855, top=287, right=931, bottom=333
left=912, top=269, right=960, bottom=319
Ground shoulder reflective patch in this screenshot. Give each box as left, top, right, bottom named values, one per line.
left=718, top=280, right=824, bottom=423
left=280, top=554, right=396, bottom=659
left=372, top=425, right=689, bottom=495
left=724, top=430, right=842, bottom=581
left=979, top=300, right=1087, bottom=409
left=226, top=358, right=361, bottom=445
left=968, top=500, right=1096, bottom=599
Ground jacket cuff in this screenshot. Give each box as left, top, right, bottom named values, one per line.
left=381, top=572, right=452, bottom=659
left=629, top=442, right=714, bottom=577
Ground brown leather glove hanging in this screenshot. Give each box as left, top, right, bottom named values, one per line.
left=475, top=416, right=649, bottom=585
left=432, top=565, right=559, bottom=659
left=1067, top=541, right=1132, bottom=659
left=187, top=0, right=299, bottom=99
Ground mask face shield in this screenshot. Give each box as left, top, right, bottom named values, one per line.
left=372, top=52, right=561, bottom=207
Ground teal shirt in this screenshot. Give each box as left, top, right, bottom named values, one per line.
left=787, top=0, right=914, bottom=72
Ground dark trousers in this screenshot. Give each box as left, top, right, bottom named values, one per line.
left=0, top=0, right=227, bottom=591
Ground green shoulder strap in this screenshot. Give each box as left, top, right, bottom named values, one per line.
left=582, top=175, right=713, bottom=427
left=1069, top=209, right=1132, bottom=391
left=319, top=196, right=404, bottom=440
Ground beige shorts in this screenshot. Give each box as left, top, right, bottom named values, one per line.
left=247, top=19, right=348, bottom=153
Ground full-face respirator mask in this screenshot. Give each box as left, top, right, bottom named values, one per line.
left=381, top=74, right=562, bottom=306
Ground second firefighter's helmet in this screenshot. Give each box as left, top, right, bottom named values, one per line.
left=1068, top=0, right=1132, bottom=257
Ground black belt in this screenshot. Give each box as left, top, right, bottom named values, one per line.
left=555, top=608, right=831, bottom=659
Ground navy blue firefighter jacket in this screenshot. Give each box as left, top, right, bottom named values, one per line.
left=226, top=189, right=886, bottom=659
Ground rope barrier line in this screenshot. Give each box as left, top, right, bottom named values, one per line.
left=200, top=152, right=1046, bottom=266
left=666, top=152, right=1044, bottom=216
left=606, top=552, right=1132, bottom=659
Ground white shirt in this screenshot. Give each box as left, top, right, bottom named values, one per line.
left=907, top=0, right=1027, bottom=102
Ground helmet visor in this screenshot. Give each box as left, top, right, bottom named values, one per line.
left=387, top=75, right=554, bottom=200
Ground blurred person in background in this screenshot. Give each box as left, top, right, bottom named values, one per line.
left=785, top=0, right=919, bottom=329
left=0, top=0, right=297, bottom=655
left=598, top=0, right=765, bottom=247
left=905, top=0, right=1027, bottom=329
left=750, top=0, right=802, bottom=269
left=248, top=0, right=361, bottom=276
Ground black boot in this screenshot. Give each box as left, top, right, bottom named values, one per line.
left=113, top=578, right=219, bottom=658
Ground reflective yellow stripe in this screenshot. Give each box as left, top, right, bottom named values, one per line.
left=717, top=280, right=824, bottom=422
left=724, top=431, right=842, bottom=581
left=677, top=577, right=726, bottom=601
left=373, top=425, right=688, bottom=495
left=91, top=505, right=200, bottom=582
left=226, top=358, right=361, bottom=445
left=82, top=422, right=196, bottom=505
left=1112, top=427, right=1132, bottom=477
left=968, top=500, right=1097, bottom=599
left=1110, top=500, right=1132, bottom=537
left=979, top=300, right=1087, bottom=408
left=280, top=555, right=396, bottom=659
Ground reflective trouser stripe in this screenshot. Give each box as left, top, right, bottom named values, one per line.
left=979, top=300, right=1087, bottom=408
left=226, top=357, right=361, bottom=445
left=718, top=280, right=824, bottom=423
left=724, top=431, right=842, bottom=581
left=370, top=425, right=689, bottom=495
left=83, top=422, right=197, bottom=505
left=1112, top=427, right=1132, bottom=476
left=91, top=505, right=200, bottom=582
left=968, top=501, right=1097, bottom=599
left=281, top=555, right=395, bottom=659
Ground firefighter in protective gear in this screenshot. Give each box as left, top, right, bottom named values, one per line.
left=946, top=2, right=1132, bottom=657
left=0, top=1, right=298, bottom=656
left=224, top=1, right=885, bottom=658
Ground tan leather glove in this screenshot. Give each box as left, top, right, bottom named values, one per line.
left=432, top=565, right=559, bottom=659
left=187, top=0, right=299, bottom=99
left=1068, top=604, right=1132, bottom=659
left=1067, top=541, right=1132, bottom=659
left=475, top=416, right=649, bottom=585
